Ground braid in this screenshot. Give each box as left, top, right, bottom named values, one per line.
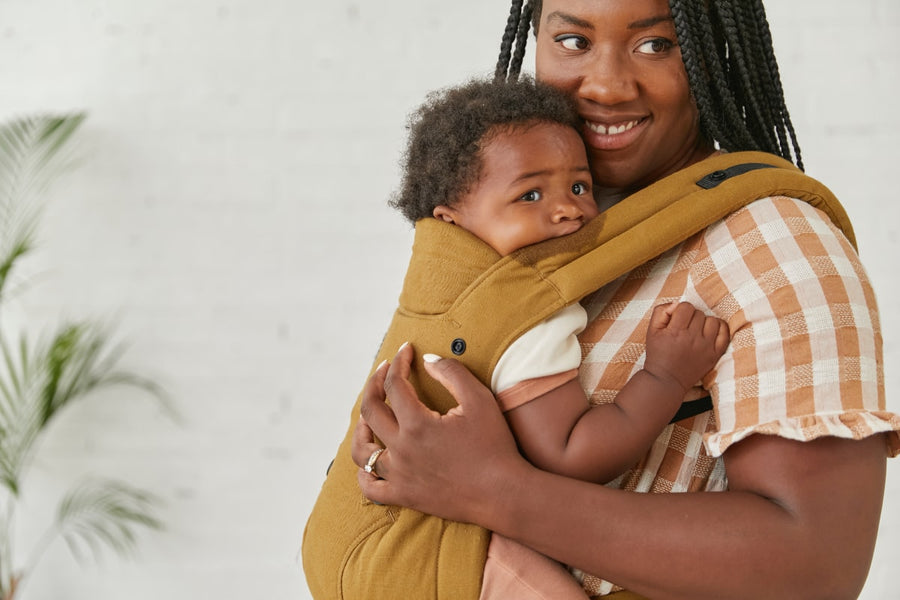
left=712, top=2, right=771, bottom=150
left=508, top=1, right=535, bottom=81
left=672, top=0, right=803, bottom=169
left=734, top=3, right=783, bottom=152
left=495, top=0, right=539, bottom=82
left=495, top=0, right=524, bottom=82
left=670, top=0, right=733, bottom=149
left=749, top=0, right=804, bottom=170
left=703, top=9, right=749, bottom=147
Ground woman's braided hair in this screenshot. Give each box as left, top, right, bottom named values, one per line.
left=495, top=0, right=803, bottom=170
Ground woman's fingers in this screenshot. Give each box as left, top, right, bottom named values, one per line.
left=358, top=358, right=398, bottom=446
left=382, top=342, right=436, bottom=425
left=351, top=415, right=375, bottom=466
left=357, top=460, right=396, bottom=505
left=354, top=348, right=525, bottom=520
left=354, top=359, right=397, bottom=484
left=355, top=342, right=438, bottom=484
left=352, top=416, right=391, bottom=480
left=421, top=353, right=497, bottom=420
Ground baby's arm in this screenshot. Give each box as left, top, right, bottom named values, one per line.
left=504, top=301, right=729, bottom=484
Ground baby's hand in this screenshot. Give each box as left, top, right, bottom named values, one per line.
left=643, top=301, right=730, bottom=393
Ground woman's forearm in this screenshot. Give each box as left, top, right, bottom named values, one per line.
left=480, top=434, right=886, bottom=600
left=357, top=349, right=887, bottom=600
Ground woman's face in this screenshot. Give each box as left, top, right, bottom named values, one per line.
left=535, top=0, right=711, bottom=200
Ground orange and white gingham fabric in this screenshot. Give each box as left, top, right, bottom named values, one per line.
left=573, top=196, right=900, bottom=596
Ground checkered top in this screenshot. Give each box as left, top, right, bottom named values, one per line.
left=574, top=196, right=899, bottom=596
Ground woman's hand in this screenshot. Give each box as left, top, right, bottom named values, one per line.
left=352, top=342, right=526, bottom=525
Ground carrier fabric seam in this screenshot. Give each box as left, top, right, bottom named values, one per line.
left=338, top=514, right=394, bottom=600
left=435, top=521, right=447, bottom=599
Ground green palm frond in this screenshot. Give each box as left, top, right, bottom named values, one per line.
left=0, top=112, right=169, bottom=599
left=0, top=113, right=86, bottom=302
left=0, top=321, right=169, bottom=497
left=0, top=334, right=42, bottom=496
left=54, top=479, right=162, bottom=563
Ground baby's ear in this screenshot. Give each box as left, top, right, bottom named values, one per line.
left=432, top=205, right=456, bottom=224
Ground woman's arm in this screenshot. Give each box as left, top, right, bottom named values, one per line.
left=356, top=347, right=887, bottom=600
left=506, top=302, right=729, bottom=483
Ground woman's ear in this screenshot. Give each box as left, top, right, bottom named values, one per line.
left=432, top=205, right=457, bottom=223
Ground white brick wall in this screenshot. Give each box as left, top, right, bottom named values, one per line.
left=0, top=1, right=897, bottom=598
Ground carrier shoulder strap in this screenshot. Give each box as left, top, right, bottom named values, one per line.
left=393, top=151, right=853, bottom=415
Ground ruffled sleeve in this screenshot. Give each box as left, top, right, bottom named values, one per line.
left=691, top=197, right=900, bottom=457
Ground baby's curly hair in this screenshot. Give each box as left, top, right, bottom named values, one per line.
left=390, top=77, right=581, bottom=224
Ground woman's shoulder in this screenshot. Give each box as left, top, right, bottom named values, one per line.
left=686, top=195, right=874, bottom=315
left=704, top=195, right=856, bottom=256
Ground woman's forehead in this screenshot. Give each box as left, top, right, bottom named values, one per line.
left=538, top=0, right=674, bottom=26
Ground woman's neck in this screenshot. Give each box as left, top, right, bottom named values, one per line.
left=594, top=142, right=719, bottom=212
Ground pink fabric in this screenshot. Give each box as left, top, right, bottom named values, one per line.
left=496, top=368, right=579, bottom=412
left=480, top=534, right=590, bottom=600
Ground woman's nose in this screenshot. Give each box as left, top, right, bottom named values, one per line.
left=578, top=48, right=639, bottom=105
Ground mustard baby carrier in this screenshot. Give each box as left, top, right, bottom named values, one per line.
left=302, top=151, right=857, bottom=600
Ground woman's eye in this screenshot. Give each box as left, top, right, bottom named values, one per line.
left=556, top=35, right=589, bottom=51
left=520, top=190, right=541, bottom=202
left=572, top=182, right=589, bottom=195
left=636, top=38, right=674, bottom=55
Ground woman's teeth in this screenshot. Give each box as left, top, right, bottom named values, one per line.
left=587, top=120, right=640, bottom=135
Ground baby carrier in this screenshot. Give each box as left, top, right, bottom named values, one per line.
left=302, top=151, right=856, bottom=600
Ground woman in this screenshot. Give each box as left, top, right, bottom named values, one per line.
left=352, top=0, right=900, bottom=598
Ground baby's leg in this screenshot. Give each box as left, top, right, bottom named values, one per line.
left=480, top=533, right=590, bottom=600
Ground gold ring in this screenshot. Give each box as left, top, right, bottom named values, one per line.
left=364, top=448, right=385, bottom=479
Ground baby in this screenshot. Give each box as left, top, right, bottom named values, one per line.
left=385, top=77, right=730, bottom=599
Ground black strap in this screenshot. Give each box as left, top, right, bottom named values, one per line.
left=669, top=395, right=713, bottom=423
left=695, top=163, right=776, bottom=189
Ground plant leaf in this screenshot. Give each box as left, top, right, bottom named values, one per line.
left=0, top=113, right=86, bottom=302
left=0, top=321, right=170, bottom=496
left=56, top=479, right=162, bottom=563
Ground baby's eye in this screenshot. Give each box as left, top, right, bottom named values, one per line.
left=572, top=182, right=590, bottom=195
left=520, top=190, right=541, bottom=202
left=555, top=35, right=589, bottom=51
left=636, top=38, right=674, bottom=55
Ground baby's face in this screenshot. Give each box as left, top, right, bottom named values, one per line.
left=434, top=122, right=598, bottom=256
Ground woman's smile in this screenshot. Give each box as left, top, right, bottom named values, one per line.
left=582, top=116, right=648, bottom=151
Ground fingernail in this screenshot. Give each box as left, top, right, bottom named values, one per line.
left=375, top=359, right=388, bottom=371
left=423, top=353, right=442, bottom=363
left=398, top=341, right=409, bottom=352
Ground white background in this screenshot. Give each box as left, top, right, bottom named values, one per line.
left=1, top=0, right=897, bottom=598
